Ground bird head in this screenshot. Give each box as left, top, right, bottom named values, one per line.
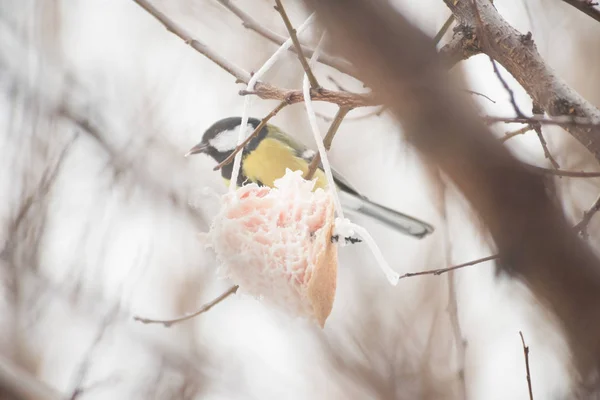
left=185, top=117, right=265, bottom=163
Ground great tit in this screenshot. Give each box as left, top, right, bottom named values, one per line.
left=186, top=117, right=434, bottom=239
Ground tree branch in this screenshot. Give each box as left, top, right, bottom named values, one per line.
left=489, top=56, right=525, bottom=117
left=212, top=100, right=289, bottom=171
left=398, top=254, right=499, bottom=279
left=438, top=24, right=481, bottom=68
left=485, top=114, right=600, bottom=129
left=531, top=114, right=560, bottom=170
left=238, top=86, right=375, bottom=107
left=465, top=89, right=495, bottom=104
left=574, top=193, right=600, bottom=239
left=133, top=285, right=239, bottom=327
left=133, top=0, right=250, bottom=82
left=528, top=165, right=600, bottom=178
left=444, top=0, right=600, bottom=163
left=561, top=0, right=600, bottom=24
left=309, top=0, right=600, bottom=380
left=274, top=0, right=320, bottom=88
left=305, top=106, right=351, bottom=179
left=519, top=331, right=534, bottom=400
left=132, top=0, right=373, bottom=107
left=501, top=125, right=534, bottom=142
left=214, top=0, right=355, bottom=76
left=433, top=14, right=455, bottom=45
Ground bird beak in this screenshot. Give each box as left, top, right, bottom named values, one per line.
left=185, top=143, right=208, bottom=157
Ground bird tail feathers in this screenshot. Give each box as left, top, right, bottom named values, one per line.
left=338, top=191, right=434, bottom=239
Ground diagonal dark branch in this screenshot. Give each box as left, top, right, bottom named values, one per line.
left=489, top=56, right=524, bottom=117
left=433, top=14, right=455, bottom=45
left=212, top=100, right=289, bottom=171
left=485, top=115, right=600, bottom=128
left=561, top=0, right=600, bottom=23
left=305, top=106, right=351, bottom=180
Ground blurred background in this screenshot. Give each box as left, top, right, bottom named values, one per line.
left=0, top=0, right=599, bottom=398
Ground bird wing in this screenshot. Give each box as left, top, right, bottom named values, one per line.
left=266, top=124, right=363, bottom=196
left=265, top=124, right=434, bottom=238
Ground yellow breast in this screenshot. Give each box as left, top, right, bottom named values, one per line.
left=241, top=137, right=328, bottom=190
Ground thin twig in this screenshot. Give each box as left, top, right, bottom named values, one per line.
left=305, top=106, right=351, bottom=180
left=433, top=14, right=456, bottom=45
left=501, top=125, right=534, bottom=142
left=438, top=23, right=482, bottom=68
left=561, top=0, right=600, bottom=23
left=317, top=106, right=385, bottom=122
left=445, top=0, right=600, bottom=163
left=574, top=193, right=600, bottom=239
left=347, top=105, right=386, bottom=120
left=437, top=177, right=467, bottom=397
left=398, top=254, right=500, bottom=279
left=536, top=139, right=560, bottom=168
left=213, top=101, right=289, bottom=171
left=274, top=0, right=320, bottom=89
left=133, top=0, right=250, bottom=83
left=327, top=75, right=350, bottom=92
left=465, top=89, right=496, bottom=104
left=527, top=165, right=600, bottom=178
left=69, top=305, right=119, bottom=399
left=238, top=86, right=375, bottom=107
left=133, top=0, right=374, bottom=108
left=478, top=2, right=526, bottom=119
left=531, top=104, right=560, bottom=169
left=485, top=115, right=600, bottom=129
left=519, top=331, right=534, bottom=400
left=214, top=0, right=355, bottom=76
left=489, top=56, right=525, bottom=117
left=133, top=285, right=239, bottom=327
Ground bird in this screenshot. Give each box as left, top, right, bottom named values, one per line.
left=186, top=116, right=434, bottom=239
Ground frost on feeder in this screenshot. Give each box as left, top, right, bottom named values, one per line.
left=204, top=169, right=338, bottom=327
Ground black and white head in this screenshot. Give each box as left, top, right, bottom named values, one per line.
left=185, top=117, right=266, bottom=164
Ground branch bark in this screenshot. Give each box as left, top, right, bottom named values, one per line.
left=444, top=0, right=600, bottom=163
left=308, top=0, right=600, bottom=384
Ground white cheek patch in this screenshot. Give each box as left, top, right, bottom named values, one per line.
left=210, top=124, right=255, bottom=152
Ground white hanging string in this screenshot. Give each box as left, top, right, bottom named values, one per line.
left=301, top=35, right=400, bottom=286
left=229, top=13, right=316, bottom=192
left=301, top=34, right=344, bottom=219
